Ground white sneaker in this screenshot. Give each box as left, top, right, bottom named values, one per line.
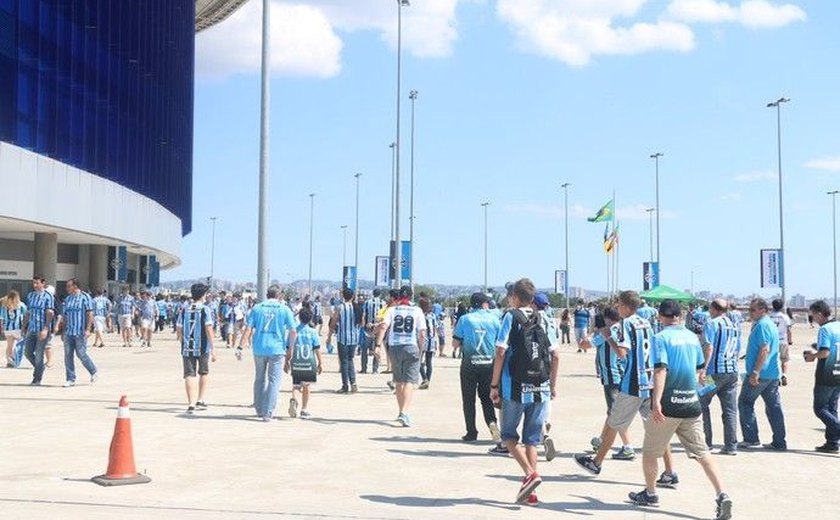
left=90, top=373, right=99, bottom=383
left=62, top=381, right=75, bottom=387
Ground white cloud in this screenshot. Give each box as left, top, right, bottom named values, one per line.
left=196, top=0, right=463, bottom=79
left=505, top=202, right=674, bottom=220
left=718, top=191, right=742, bottom=201
left=804, top=157, right=840, bottom=173
left=667, top=0, right=806, bottom=29
left=496, top=0, right=695, bottom=66
left=734, top=170, right=776, bottom=182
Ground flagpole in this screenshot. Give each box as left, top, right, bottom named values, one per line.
left=612, top=189, right=617, bottom=298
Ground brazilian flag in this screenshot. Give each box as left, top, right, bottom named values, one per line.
left=587, top=199, right=614, bottom=223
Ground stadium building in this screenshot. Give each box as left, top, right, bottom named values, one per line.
left=0, top=0, right=248, bottom=296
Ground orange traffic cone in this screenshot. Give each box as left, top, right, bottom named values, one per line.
left=91, top=396, right=151, bottom=486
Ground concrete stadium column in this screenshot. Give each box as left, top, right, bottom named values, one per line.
left=89, top=245, right=108, bottom=291
left=33, top=232, right=58, bottom=285
left=76, top=245, right=90, bottom=288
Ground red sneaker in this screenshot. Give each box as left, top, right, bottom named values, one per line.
left=526, top=493, right=539, bottom=506
left=516, top=472, right=542, bottom=503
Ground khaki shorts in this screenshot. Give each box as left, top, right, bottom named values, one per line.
left=606, top=393, right=650, bottom=431
left=4, top=329, right=21, bottom=340
left=779, top=343, right=790, bottom=363
left=643, top=415, right=708, bottom=459
left=93, top=316, right=107, bottom=333
left=120, top=315, right=133, bottom=328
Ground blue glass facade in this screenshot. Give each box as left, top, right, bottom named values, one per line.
left=0, top=0, right=195, bottom=234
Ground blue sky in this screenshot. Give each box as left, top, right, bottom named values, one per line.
left=163, top=0, right=840, bottom=298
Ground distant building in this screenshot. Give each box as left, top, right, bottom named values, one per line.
left=790, top=294, right=806, bottom=308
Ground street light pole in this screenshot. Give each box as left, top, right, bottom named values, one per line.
left=767, top=97, right=790, bottom=307
left=561, top=183, right=571, bottom=310
left=393, top=0, right=410, bottom=290
left=389, top=142, right=396, bottom=242
left=481, top=201, right=490, bottom=293
left=308, top=193, right=315, bottom=296
left=209, top=216, right=217, bottom=289
left=409, top=89, right=418, bottom=293
left=256, top=0, right=271, bottom=300
left=650, top=152, right=663, bottom=273
left=832, top=190, right=839, bottom=316
left=341, top=225, right=348, bottom=268
left=645, top=207, right=655, bottom=263
left=354, top=172, right=362, bottom=270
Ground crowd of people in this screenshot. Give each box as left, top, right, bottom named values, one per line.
left=2, top=274, right=839, bottom=519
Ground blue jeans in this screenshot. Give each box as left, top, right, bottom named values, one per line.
left=23, top=331, right=49, bottom=383
left=738, top=378, right=787, bottom=448
left=359, top=336, right=374, bottom=373
left=253, top=355, right=283, bottom=418
left=500, top=399, right=548, bottom=446
left=700, top=372, right=739, bottom=451
left=814, top=385, right=840, bottom=447
left=63, top=335, right=97, bottom=382
left=338, top=343, right=356, bottom=388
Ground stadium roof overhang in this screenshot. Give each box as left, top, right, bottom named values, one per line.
left=195, top=0, right=251, bottom=32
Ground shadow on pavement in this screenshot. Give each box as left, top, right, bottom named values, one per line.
left=308, top=417, right=397, bottom=427
left=370, top=436, right=492, bottom=445
left=360, top=494, right=519, bottom=511
left=537, top=494, right=707, bottom=519
left=485, top=473, right=637, bottom=487
left=385, top=448, right=490, bottom=458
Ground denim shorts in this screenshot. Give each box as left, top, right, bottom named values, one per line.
left=500, top=399, right=548, bottom=446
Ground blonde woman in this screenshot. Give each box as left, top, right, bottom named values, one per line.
left=1, top=290, right=27, bottom=367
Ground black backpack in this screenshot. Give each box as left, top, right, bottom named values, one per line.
left=508, top=309, right=552, bottom=385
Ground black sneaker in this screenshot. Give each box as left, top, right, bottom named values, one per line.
left=655, top=471, right=679, bottom=489
left=488, top=444, right=509, bottom=456
left=628, top=489, right=659, bottom=507
left=337, top=387, right=349, bottom=394
left=762, top=443, right=787, bottom=451
left=186, top=406, right=196, bottom=415
left=574, top=454, right=601, bottom=475
left=815, top=443, right=839, bottom=454
left=195, top=401, right=208, bottom=410
left=716, top=493, right=733, bottom=520
left=462, top=433, right=478, bottom=442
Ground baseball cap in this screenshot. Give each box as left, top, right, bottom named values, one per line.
left=470, top=292, right=489, bottom=308
left=658, top=299, right=681, bottom=318
left=534, top=292, right=549, bottom=309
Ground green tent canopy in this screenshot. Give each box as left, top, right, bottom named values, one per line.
left=639, top=285, right=696, bottom=302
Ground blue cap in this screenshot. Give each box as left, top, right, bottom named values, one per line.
left=534, top=292, right=549, bottom=309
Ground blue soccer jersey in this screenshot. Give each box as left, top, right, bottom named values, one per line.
left=247, top=299, right=296, bottom=356
left=617, top=314, right=654, bottom=399
left=573, top=308, right=590, bottom=329
left=593, top=324, right=625, bottom=386
left=178, top=303, right=214, bottom=356
left=746, top=315, right=781, bottom=380
left=652, top=325, right=705, bottom=418
left=703, top=314, right=740, bottom=375
left=117, top=295, right=135, bottom=316
left=291, top=323, right=321, bottom=374
left=453, top=308, right=501, bottom=364
left=497, top=308, right=554, bottom=404
left=816, top=320, right=840, bottom=387
left=337, top=302, right=360, bottom=345
left=25, top=290, right=54, bottom=333
left=1, top=302, right=26, bottom=330
left=92, top=296, right=110, bottom=318
left=61, top=292, right=92, bottom=336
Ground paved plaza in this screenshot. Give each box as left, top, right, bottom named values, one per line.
left=1, top=322, right=835, bottom=519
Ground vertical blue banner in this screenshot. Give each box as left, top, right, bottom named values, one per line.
left=389, top=240, right=412, bottom=283
left=139, top=255, right=148, bottom=285
left=149, top=255, right=160, bottom=287
left=643, top=262, right=660, bottom=291
left=117, top=246, right=128, bottom=283
left=343, top=266, right=358, bottom=291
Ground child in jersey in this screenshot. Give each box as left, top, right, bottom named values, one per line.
left=418, top=297, right=439, bottom=390
left=289, top=308, right=323, bottom=419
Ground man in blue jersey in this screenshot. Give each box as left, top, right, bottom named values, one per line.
left=699, top=299, right=741, bottom=455
left=176, top=284, right=216, bottom=415
left=361, top=288, right=385, bottom=374
left=155, top=295, right=168, bottom=333
left=22, top=276, right=55, bottom=386
left=138, top=291, right=158, bottom=348
left=90, top=288, right=111, bottom=348
left=116, top=287, right=136, bottom=348
left=628, top=299, right=732, bottom=519
left=576, top=291, right=678, bottom=487
left=57, top=279, right=98, bottom=387
left=804, top=300, right=840, bottom=453
left=636, top=299, right=657, bottom=328
left=738, top=298, right=786, bottom=450
left=245, top=286, right=297, bottom=422
left=453, top=292, right=502, bottom=443
left=573, top=301, right=590, bottom=350
left=489, top=279, right=560, bottom=505
left=581, top=307, right=634, bottom=459
left=329, top=288, right=361, bottom=394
